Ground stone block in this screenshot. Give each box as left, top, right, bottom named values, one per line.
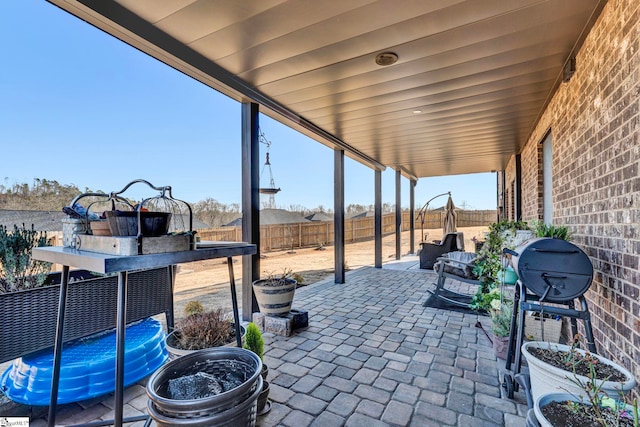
left=252, top=312, right=265, bottom=331
left=264, top=315, right=294, bottom=336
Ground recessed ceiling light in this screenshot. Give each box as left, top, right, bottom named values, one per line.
left=375, top=52, right=398, bottom=66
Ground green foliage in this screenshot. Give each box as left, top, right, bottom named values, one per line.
left=491, top=303, right=512, bottom=337
left=471, top=287, right=502, bottom=313
left=470, top=220, right=530, bottom=311
left=530, top=220, right=572, bottom=240
left=473, top=220, right=530, bottom=286
left=0, top=224, right=52, bottom=293
left=243, top=322, right=265, bottom=361
left=183, top=300, right=204, bottom=317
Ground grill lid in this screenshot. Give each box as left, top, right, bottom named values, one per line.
left=509, top=237, right=593, bottom=302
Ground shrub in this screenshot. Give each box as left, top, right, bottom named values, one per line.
left=243, top=322, right=264, bottom=361
left=173, top=307, right=236, bottom=350
left=183, top=300, right=204, bottom=317
left=0, top=224, right=52, bottom=293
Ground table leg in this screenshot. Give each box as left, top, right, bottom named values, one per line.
left=227, top=257, right=242, bottom=347
left=114, top=271, right=128, bottom=427
left=48, top=265, right=70, bottom=427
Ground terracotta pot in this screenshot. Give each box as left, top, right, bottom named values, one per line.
left=492, top=334, right=509, bottom=360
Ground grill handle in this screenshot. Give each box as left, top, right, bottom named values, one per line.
left=503, top=248, right=518, bottom=257
left=531, top=248, right=580, bottom=254
left=540, top=272, right=569, bottom=302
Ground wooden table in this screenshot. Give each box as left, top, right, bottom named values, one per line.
left=33, top=242, right=256, bottom=427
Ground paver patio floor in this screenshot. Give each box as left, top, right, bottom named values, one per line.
left=5, top=257, right=528, bottom=426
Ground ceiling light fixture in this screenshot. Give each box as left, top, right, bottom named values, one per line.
left=413, top=109, right=422, bottom=114
left=375, top=52, right=398, bottom=66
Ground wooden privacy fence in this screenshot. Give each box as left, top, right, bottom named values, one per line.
left=197, top=210, right=496, bottom=253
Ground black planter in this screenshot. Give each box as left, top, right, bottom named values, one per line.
left=146, top=347, right=262, bottom=427
left=256, top=380, right=271, bottom=416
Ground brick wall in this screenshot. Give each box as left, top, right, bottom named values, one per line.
left=509, top=0, right=640, bottom=383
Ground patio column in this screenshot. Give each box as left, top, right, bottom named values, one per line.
left=515, top=154, right=522, bottom=220
left=409, top=179, right=416, bottom=254
left=334, top=149, right=345, bottom=283
left=241, top=102, right=260, bottom=321
left=374, top=169, right=382, bottom=268
left=395, top=169, right=401, bottom=260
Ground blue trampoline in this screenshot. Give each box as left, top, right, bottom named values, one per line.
left=0, top=317, right=167, bottom=405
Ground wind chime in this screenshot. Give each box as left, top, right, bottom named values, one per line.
left=259, top=128, right=281, bottom=208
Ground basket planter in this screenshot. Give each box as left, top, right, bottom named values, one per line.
left=164, top=325, right=246, bottom=360
left=146, top=347, right=262, bottom=427
left=252, top=278, right=297, bottom=316
left=522, top=341, right=637, bottom=403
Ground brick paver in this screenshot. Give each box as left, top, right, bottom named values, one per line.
left=10, top=258, right=528, bottom=426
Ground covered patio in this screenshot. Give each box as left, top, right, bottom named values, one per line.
left=5, top=0, right=639, bottom=425
left=16, top=261, right=528, bottom=426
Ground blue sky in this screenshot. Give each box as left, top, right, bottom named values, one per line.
left=1, top=0, right=497, bottom=211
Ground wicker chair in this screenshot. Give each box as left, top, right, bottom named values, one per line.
left=418, top=232, right=464, bottom=269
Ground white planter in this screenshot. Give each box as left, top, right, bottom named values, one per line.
left=522, top=341, right=637, bottom=403
left=252, top=278, right=297, bottom=316
left=534, top=392, right=581, bottom=427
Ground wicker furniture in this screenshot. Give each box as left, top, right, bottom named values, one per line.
left=418, top=232, right=464, bottom=269
left=0, top=267, right=173, bottom=364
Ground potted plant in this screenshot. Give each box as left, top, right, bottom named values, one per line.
left=470, top=220, right=531, bottom=312
left=533, top=347, right=639, bottom=427
left=530, top=220, right=573, bottom=240
left=535, top=392, right=639, bottom=427
left=522, top=336, right=637, bottom=404
left=165, top=302, right=245, bottom=360
left=252, top=269, right=299, bottom=316
left=490, top=303, right=512, bottom=360
left=243, top=322, right=271, bottom=415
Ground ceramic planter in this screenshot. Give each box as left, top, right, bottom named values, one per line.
left=252, top=278, right=297, bottom=316
left=522, top=341, right=637, bottom=403
left=534, top=392, right=637, bottom=427
left=165, top=324, right=246, bottom=360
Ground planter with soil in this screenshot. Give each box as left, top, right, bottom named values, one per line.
left=522, top=341, right=636, bottom=403
left=535, top=392, right=638, bottom=427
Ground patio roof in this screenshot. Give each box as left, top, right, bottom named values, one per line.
left=48, top=0, right=605, bottom=180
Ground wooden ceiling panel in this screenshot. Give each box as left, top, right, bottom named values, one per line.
left=56, top=0, right=606, bottom=178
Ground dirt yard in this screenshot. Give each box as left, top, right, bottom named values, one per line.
left=172, top=226, right=488, bottom=318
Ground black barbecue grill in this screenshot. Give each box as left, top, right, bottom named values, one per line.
left=501, top=237, right=596, bottom=399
